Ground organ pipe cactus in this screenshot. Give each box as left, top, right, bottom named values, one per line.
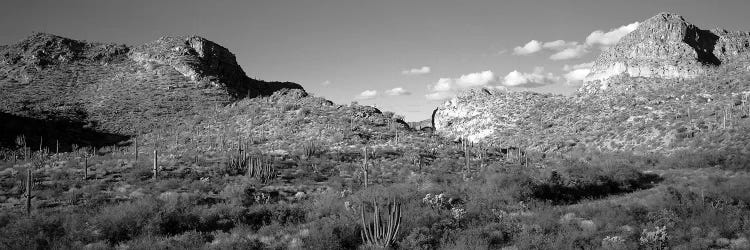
left=247, top=155, right=275, bottom=183
left=360, top=200, right=402, bottom=248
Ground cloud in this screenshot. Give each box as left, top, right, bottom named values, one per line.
left=321, top=80, right=331, bottom=86
left=563, top=62, right=594, bottom=71
left=513, top=39, right=588, bottom=60
left=428, top=70, right=497, bottom=92
left=426, top=70, right=498, bottom=100
left=585, top=22, right=640, bottom=47
left=356, top=90, right=378, bottom=100
left=562, top=61, right=594, bottom=85
left=455, top=70, right=497, bottom=88
left=549, top=44, right=588, bottom=60
left=563, top=68, right=591, bottom=85
left=513, top=40, right=542, bottom=55
left=401, top=66, right=431, bottom=75
left=385, top=87, right=411, bottom=96
left=542, top=40, right=578, bottom=51
left=512, top=21, right=638, bottom=60
left=502, top=67, right=559, bottom=87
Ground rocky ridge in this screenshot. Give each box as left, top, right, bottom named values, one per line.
left=0, top=33, right=302, bottom=148
left=433, top=13, right=750, bottom=154
left=581, top=12, right=750, bottom=94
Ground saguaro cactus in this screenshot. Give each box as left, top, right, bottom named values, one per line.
left=25, top=168, right=32, bottom=215
left=360, top=200, right=402, bottom=248
left=78, top=147, right=94, bottom=180
left=134, top=136, right=139, bottom=164
left=153, top=149, right=158, bottom=180
left=362, top=147, right=369, bottom=188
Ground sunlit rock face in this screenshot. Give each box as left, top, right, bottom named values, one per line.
left=129, top=35, right=260, bottom=97
left=432, top=88, right=520, bottom=143
left=581, top=12, right=750, bottom=94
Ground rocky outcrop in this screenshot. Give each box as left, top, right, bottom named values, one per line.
left=581, top=12, right=750, bottom=94
left=0, top=33, right=129, bottom=67
left=432, top=88, right=521, bottom=143
left=129, top=35, right=301, bottom=98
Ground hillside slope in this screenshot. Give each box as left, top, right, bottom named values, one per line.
left=0, top=33, right=302, bottom=149
left=433, top=13, right=750, bottom=154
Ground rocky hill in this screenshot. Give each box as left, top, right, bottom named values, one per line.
left=0, top=33, right=302, bottom=149
left=434, top=13, right=750, bottom=154
left=582, top=12, right=750, bottom=94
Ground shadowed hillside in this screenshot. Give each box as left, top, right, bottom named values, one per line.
left=0, top=33, right=303, bottom=145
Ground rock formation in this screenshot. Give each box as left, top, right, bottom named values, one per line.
left=581, top=12, right=750, bottom=94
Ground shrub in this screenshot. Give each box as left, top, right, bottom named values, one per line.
left=239, top=204, right=306, bottom=230
left=0, top=214, right=67, bottom=249
left=92, top=197, right=160, bottom=244
left=303, top=215, right=361, bottom=250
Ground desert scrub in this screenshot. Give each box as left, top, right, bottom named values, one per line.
left=92, top=197, right=161, bottom=244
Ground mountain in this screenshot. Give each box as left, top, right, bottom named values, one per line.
left=0, top=33, right=302, bottom=149
left=581, top=12, right=750, bottom=94
left=433, top=13, right=750, bottom=154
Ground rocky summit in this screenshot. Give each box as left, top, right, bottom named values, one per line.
left=433, top=12, right=750, bottom=154
left=581, top=12, right=750, bottom=94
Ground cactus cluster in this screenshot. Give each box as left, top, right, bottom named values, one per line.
left=246, top=155, right=275, bottom=183
left=360, top=200, right=402, bottom=248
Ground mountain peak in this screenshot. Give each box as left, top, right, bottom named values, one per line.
left=581, top=12, right=750, bottom=94
left=647, top=12, right=686, bottom=23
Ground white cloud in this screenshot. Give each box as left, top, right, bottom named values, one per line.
left=549, top=44, right=588, bottom=60
left=401, top=66, right=431, bottom=75
left=513, top=39, right=588, bottom=60
left=426, top=70, right=498, bottom=100
left=502, top=67, right=559, bottom=87
left=563, top=68, right=591, bottom=85
left=510, top=21, right=638, bottom=61
left=385, top=87, right=411, bottom=96
left=513, top=40, right=542, bottom=55
left=562, top=61, right=594, bottom=85
left=456, top=70, right=497, bottom=88
left=585, top=22, right=640, bottom=47
left=356, top=90, right=378, bottom=100
left=321, top=80, right=331, bottom=86
left=563, top=62, right=595, bottom=71
left=542, top=40, right=578, bottom=51
left=428, top=70, right=497, bottom=92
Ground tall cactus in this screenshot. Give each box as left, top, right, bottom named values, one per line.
left=362, top=147, right=369, bottom=188
left=25, top=167, right=32, bottom=215
left=78, top=147, right=94, bottom=180
left=360, top=199, right=402, bottom=248
left=134, top=135, right=139, bottom=164
left=247, top=155, right=275, bottom=183
left=153, top=149, right=158, bottom=180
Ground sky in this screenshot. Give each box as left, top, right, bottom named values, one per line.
left=2, top=0, right=749, bottom=121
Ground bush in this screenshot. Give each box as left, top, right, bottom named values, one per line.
left=239, top=204, right=306, bottom=230
left=92, top=197, right=160, bottom=244
left=303, top=215, right=360, bottom=250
